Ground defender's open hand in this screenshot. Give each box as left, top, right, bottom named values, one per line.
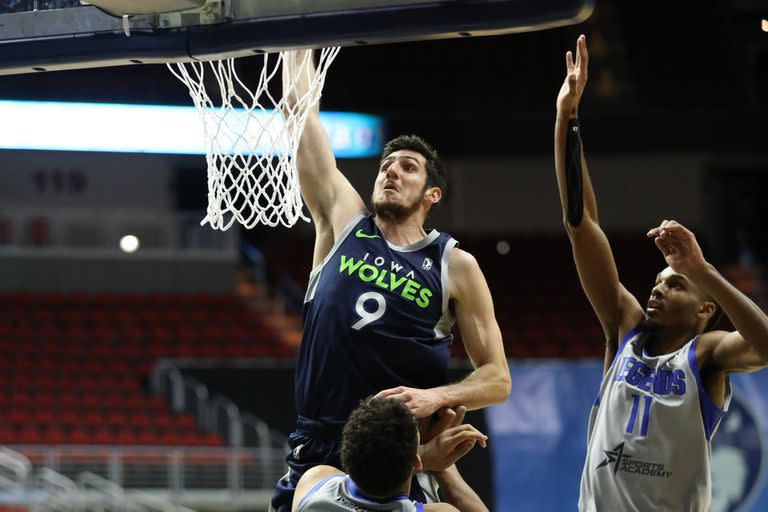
left=556, top=34, right=589, bottom=117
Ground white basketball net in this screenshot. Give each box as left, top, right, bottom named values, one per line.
left=168, top=47, right=341, bottom=230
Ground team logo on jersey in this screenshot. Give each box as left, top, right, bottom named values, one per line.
left=596, top=442, right=672, bottom=478
left=339, top=254, right=434, bottom=308
left=422, top=257, right=433, bottom=271
left=710, top=393, right=764, bottom=512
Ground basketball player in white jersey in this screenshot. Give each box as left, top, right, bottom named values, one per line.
left=292, top=397, right=488, bottom=512
left=555, top=35, right=768, bottom=511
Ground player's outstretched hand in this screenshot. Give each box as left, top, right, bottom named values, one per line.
left=374, top=385, right=444, bottom=419
left=647, top=220, right=709, bottom=278
left=419, top=409, right=487, bottom=472
left=419, top=407, right=460, bottom=445
left=556, top=34, right=589, bottom=118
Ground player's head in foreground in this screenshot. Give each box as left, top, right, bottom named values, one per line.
left=341, top=396, right=421, bottom=499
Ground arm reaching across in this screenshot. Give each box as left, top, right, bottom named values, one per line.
left=376, top=249, right=511, bottom=418
left=554, top=35, right=644, bottom=371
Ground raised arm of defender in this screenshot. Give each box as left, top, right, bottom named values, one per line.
left=554, top=35, right=643, bottom=369
left=647, top=220, right=768, bottom=374
left=283, top=50, right=365, bottom=266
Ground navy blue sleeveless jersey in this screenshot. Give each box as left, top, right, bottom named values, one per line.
left=295, top=213, right=458, bottom=426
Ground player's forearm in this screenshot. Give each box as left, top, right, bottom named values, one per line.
left=432, top=466, right=489, bottom=512
left=440, top=362, right=510, bottom=411
left=554, top=114, right=599, bottom=231
left=296, top=115, right=336, bottom=174
left=554, top=114, right=573, bottom=219
left=282, top=49, right=317, bottom=114
left=692, top=263, right=768, bottom=360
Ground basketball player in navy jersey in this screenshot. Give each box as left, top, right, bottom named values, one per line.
left=555, top=36, right=768, bottom=510
left=292, top=398, right=489, bottom=512
left=270, top=51, right=511, bottom=512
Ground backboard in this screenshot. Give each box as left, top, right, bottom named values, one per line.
left=0, top=0, right=594, bottom=75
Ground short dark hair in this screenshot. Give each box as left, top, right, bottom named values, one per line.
left=341, top=397, right=418, bottom=498
left=382, top=135, right=446, bottom=200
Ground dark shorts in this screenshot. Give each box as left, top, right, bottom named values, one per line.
left=270, top=416, right=428, bottom=512
left=270, top=417, right=343, bottom=512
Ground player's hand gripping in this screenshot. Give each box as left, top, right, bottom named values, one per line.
left=418, top=406, right=487, bottom=473
left=374, top=385, right=445, bottom=419
left=556, top=34, right=589, bottom=118
left=647, top=220, right=709, bottom=278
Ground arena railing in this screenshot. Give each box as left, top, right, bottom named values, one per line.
left=1, top=445, right=285, bottom=511
left=150, top=360, right=288, bottom=452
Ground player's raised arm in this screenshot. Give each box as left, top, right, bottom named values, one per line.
left=647, top=220, right=768, bottom=374
left=283, top=50, right=365, bottom=264
left=554, top=35, right=643, bottom=365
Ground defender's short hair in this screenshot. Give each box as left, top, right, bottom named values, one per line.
left=341, top=397, right=419, bottom=497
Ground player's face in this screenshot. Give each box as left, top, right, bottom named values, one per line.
left=372, top=150, right=429, bottom=220
left=646, top=266, right=708, bottom=329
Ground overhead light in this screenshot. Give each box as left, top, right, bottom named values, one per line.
left=763, top=19, right=767, bottom=32
left=119, top=234, right=140, bottom=253
left=496, top=240, right=511, bottom=255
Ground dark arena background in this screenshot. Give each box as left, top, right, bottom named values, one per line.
left=0, top=1, right=765, bottom=511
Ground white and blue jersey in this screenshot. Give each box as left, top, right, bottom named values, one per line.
left=296, top=212, right=458, bottom=427
left=295, top=474, right=423, bottom=512
left=579, top=326, right=732, bottom=511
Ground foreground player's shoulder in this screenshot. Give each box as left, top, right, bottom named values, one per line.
left=293, top=465, right=344, bottom=511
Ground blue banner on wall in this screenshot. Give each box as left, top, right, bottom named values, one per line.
left=486, top=361, right=768, bottom=512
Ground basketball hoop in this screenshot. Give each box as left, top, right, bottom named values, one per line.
left=168, top=47, right=341, bottom=230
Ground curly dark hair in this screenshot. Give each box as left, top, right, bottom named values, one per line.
left=341, top=397, right=419, bottom=498
left=382, top=135, right=446, bottom=201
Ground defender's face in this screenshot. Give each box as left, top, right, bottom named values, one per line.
left=646, top=266, right=707, bottom=329
left=373, top=150, right=429, bottom=212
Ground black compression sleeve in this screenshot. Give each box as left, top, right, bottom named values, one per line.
left=565, top=118, right=584, bottom=227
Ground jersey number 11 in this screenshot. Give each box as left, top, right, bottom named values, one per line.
left=626, top=393, right=653, bottom=436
